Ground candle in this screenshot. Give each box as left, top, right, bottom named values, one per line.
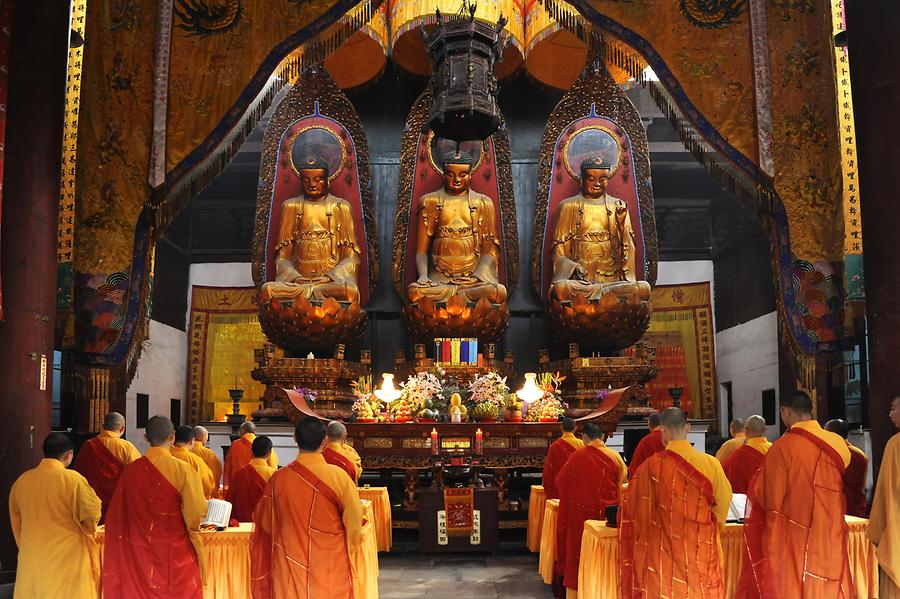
left=431, top=428, right=439, bottom=455
left=475, top=428, right=483, bottom=454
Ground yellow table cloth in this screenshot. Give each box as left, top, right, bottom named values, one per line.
left=359, top=485, right=393, bottom=552
left=97, top=501, right=380, bottom=599
left=538, top=498, right=560, bottom=584
left=527, top=485, right=546, bottom=553
left=575, top=516, right=879, bottom=599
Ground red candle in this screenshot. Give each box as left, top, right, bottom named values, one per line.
left=431, top=428, right=439, bottom=455
left=475, top=428, right=483, bottom=454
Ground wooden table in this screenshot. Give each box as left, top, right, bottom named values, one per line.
left=574, top=516, right=879, bottom=599
left=97, top=501, right=379, bottom=599
left=538, top=498, right=559, bottom=584
left=527, top=485, right=546, bottom=553
left=359, top=486, right=393, bottom=552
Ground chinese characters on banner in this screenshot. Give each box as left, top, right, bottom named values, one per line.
left=832, top=0, right=864, bottom=300
left=57, top=0, right=87, bottom=337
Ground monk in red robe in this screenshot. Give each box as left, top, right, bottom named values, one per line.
left=542, top=418, right=584, bottom=500
left=227, top=435, right=276, bottom=521
left=826, top=418, right=869, bottom=517
left=722, top=414, right=771, bottom=494
left=104, top=416, right=208, bottom=598
left=251, top=417, right=365, bottom=598
left=554, top=422, right=626, bottom=598
left=72, top=411, right=140, bottom=522
left=224, top=421, right=278, bottom=488
left=323, top=421, right=363, bottom=483
left=628, top=411, right=664, bottom=479
left=620, top=407, right=732, bottom=598
left=738, top=390, right=854, bottom=598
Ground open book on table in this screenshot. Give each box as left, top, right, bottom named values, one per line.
left=201, top=498, right=233, bottom=529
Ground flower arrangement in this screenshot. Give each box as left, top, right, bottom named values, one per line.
left=468, top=372, right=511, bottom=421
left=350, top=375, right=383, bottom=422
left=393, top=371, right=443, bottom=421
left=525, top=372, right=568, bottom=422
left=294, top=387, right=317, bottom=403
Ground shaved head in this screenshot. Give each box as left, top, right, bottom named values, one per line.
left=730, top=418, right=745, bottom=434
left=561, top=418, right=576, bottom=433
left=660, top=407, right=688, bottom=430
left=582, top=422, right=603, bottom=441
left=824, top=418, right=850, bottom=439
left=145, top=416, right=175, bottom=447
left=174, top=425, right=195, bottom=446
left=326, top=421, right=347, bottom=442
left=193, top=426, right=209, bottom=443
left=103, top=412, right=125, bottom=432
left=240, top=421, right=256, bottom=435
left=744, top=415, right=767, bottom=437
left=648, top=412, right=660, bottom=429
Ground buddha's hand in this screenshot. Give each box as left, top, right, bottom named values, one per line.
left=416, top=275, right=436, bottom=286
left=615, top=202, right=627, bottom=224
left=573, top=264, right=588, bottom=280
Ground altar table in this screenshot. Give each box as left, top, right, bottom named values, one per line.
left=538, top=498, right=559, bottom=584
left=527, top=484, right=546, bottom=553
left=574, top=516, right=878, bottom=599
left=359, top=486, right=393, bottom=552
left=97, top=500, right=379, bottom=599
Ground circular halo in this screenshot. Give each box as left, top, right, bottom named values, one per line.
left=425, top=131, right=486, bottom=174
left=289, top=125, right=347, bottom=182
left=563, top=125, right=623, bottom=180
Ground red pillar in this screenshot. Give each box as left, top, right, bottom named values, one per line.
left=846, top=0, right=900, bottom=476
left=0, top=0, right=68, bottom=579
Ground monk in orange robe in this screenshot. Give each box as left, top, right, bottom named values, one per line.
left=192, top=425, right=223, bottom=492
left=171, top=425, right=216, bottom=498
left=826, top=418, right=869, bottom=517
left=224, top=421, right=278, bottom=488
left=716, top=417, right=746, bottom=462
left=227, top=435, right=276, bottom=521
left=323, top=420, right=363, bottom=483
left=738, top=390, right=854, bottom=598
left=104, top=416, right=208, bottom=598
left=868, top=396, right=900, bottom=598
left=722, top=414, right=771, bottom=494
left=628, top=411, right=664, bottom=479
left=554, top=422, right=626, bottom=598
left=251, top=417, right=365, bottom=598
left=9, top=433, right=102, bottom=599
left=542, top=418, right=584, bottom=500
left=72, top=411, right=140, bottom=522
left=620, top=407, right=732, bottom=598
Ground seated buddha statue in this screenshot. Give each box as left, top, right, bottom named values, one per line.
left=260, top=155, right=361, bottom=304
left=407, top=150, right=507, bottom=305
left=549, top=156, right=651, bottom=302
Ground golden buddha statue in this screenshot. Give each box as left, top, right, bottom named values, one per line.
left=408, top=150, right=507, bottom=305
left=261, top=155, right=361, bottom=304
left=549, top=157, right=651, bottom=303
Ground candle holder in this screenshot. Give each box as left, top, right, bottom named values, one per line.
left=226, top=388, right=246, bottom=441
left=667, top=386, right=684, bottom=410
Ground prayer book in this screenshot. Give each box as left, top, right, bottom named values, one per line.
left=727, top=493, right=747, bottom=522
left=201, top=498, right=233, bottom=529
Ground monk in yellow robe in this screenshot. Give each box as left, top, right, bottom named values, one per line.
left=104, top=416, right=208, bottom=598
left=227, top=436, right=277, bottom=522
left=192, top=425, right=223, bottom=493
left=738, top=390, right=854, bottom=598
left=620, top=407, right=732, bottom=598
left=628, top=411, right=664, bottom=479
left=722, top=415, right=771, bottom=494
left=251, top=418, right=365, bottom=598
left=172, top=425, right=216, bottom=498
left=224, top=421, right=278, bottom=488
left=542, top=417, right=584, bottom=500
left=9, top=433, right=102, bottom=599
left=323, top=421, right=363, bottom=483
left=715, top=417, right=746, bottom=462
left=869, top=396, right=900, bottom=598
left=72, top=411, right=140, bottom=522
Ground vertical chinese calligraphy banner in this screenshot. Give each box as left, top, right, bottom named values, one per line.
left=0, top=0, right=11, bottom=320
left=647, top=283, right=716, bottom=420
left=832, top=0, right=864, bottom=301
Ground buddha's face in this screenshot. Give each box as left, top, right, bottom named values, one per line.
left=300, top=168, right=328, bottom=200
left=581, top=168, right=610, bottom=199
left=442, top=163, right=472, bottom=195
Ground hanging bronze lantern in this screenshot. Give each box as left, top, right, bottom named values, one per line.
left=424, top=5, right=508, bottom=142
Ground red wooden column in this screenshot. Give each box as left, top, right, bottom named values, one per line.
left=846, top=0, right=900, bottom=476
left=0, top=0, right=68, bottom=579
